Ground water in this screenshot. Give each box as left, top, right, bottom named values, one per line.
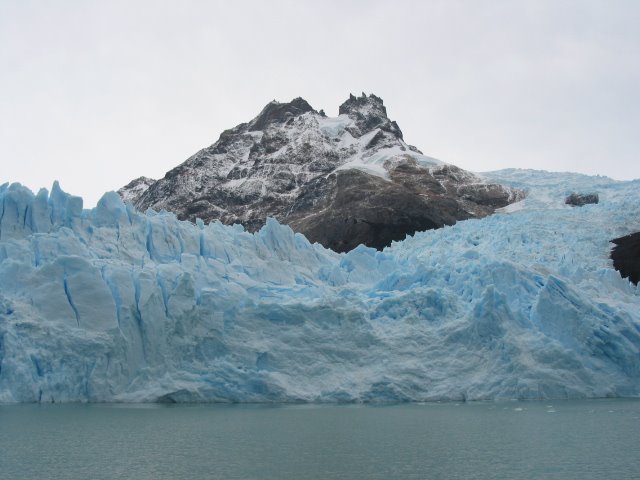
left=1, top=399, right=639, bottom=480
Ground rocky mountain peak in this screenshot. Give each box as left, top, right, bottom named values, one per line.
left=339, top=92, right=386, bottom=116
left=338, top=92, right=402, bottom=139
left=249, top=97, right=315, bottom=131
left=117, top=176, right=155, bottom=204
left=119, top=93, right=523, bottom=252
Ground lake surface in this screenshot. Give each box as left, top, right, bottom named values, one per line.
left=1, top=399, right=639, bottom=479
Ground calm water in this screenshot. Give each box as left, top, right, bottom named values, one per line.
left=1, top=400, right=639, bottom=480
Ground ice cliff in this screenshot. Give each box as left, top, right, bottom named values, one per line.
left=0, top=169, right=639, bottom=403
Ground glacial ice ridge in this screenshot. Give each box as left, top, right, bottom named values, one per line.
left=0, top=170, right=639, bottom=403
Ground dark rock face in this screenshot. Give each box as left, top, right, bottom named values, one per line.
left=566, top=192, right=599, bottom=206
left=288, top=169, right=466, bottom=251
left=250, top=97, right=315, bottom=131
left=611, top=232, right=640, bottom=285
left=338, top=93, right=403, bottom=139
left=286, top=161, right=521, bottom=252
left=119, top=93, right=523, bottom=252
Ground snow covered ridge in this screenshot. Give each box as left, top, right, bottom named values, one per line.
left=120, top=93, right=523, bottom=252
left=117, top=176, right=155, bottom=204
left=0, top=169, right=639, bottom=403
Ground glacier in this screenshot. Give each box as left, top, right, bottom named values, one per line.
left=0, top=169, right=639, bottom=403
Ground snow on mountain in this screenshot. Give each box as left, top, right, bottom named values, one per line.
left=117, top=176, right=155, bottom=204
left=0, top=169, right=638, bottom=403
left=120, top=94, right=522, bottom=252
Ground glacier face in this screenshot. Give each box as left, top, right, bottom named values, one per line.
left=0, top=170, right=639, bottom=403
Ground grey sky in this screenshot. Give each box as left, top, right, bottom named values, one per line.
left=1, top=0, right=639, bottom=207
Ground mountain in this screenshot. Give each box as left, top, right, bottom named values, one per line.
left=119, top=93, right=522, bottom=251
left=1, top=170, right=639, bottom=402
left=118, top=176, right=155, bottom=204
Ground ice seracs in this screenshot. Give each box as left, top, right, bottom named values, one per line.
left=0, top=169, right=639, bottom=403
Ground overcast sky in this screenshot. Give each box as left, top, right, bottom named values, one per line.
left=1, top=0, right=639, bottom=206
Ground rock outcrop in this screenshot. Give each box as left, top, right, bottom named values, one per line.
left=566, top=192, right=599, bottom=206
left=611, top=232, right=640, bottom=285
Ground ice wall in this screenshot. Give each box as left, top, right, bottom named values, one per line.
left=0, top=171, right=638, bottom=403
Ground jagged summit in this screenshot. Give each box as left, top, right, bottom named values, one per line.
left=336, top=92, right=403, bottom=140
left=340, top=92, right=384, bottom=111
left=119, top=93, right=522, bottom=252
left=249, top=97, right=315, bottom=131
